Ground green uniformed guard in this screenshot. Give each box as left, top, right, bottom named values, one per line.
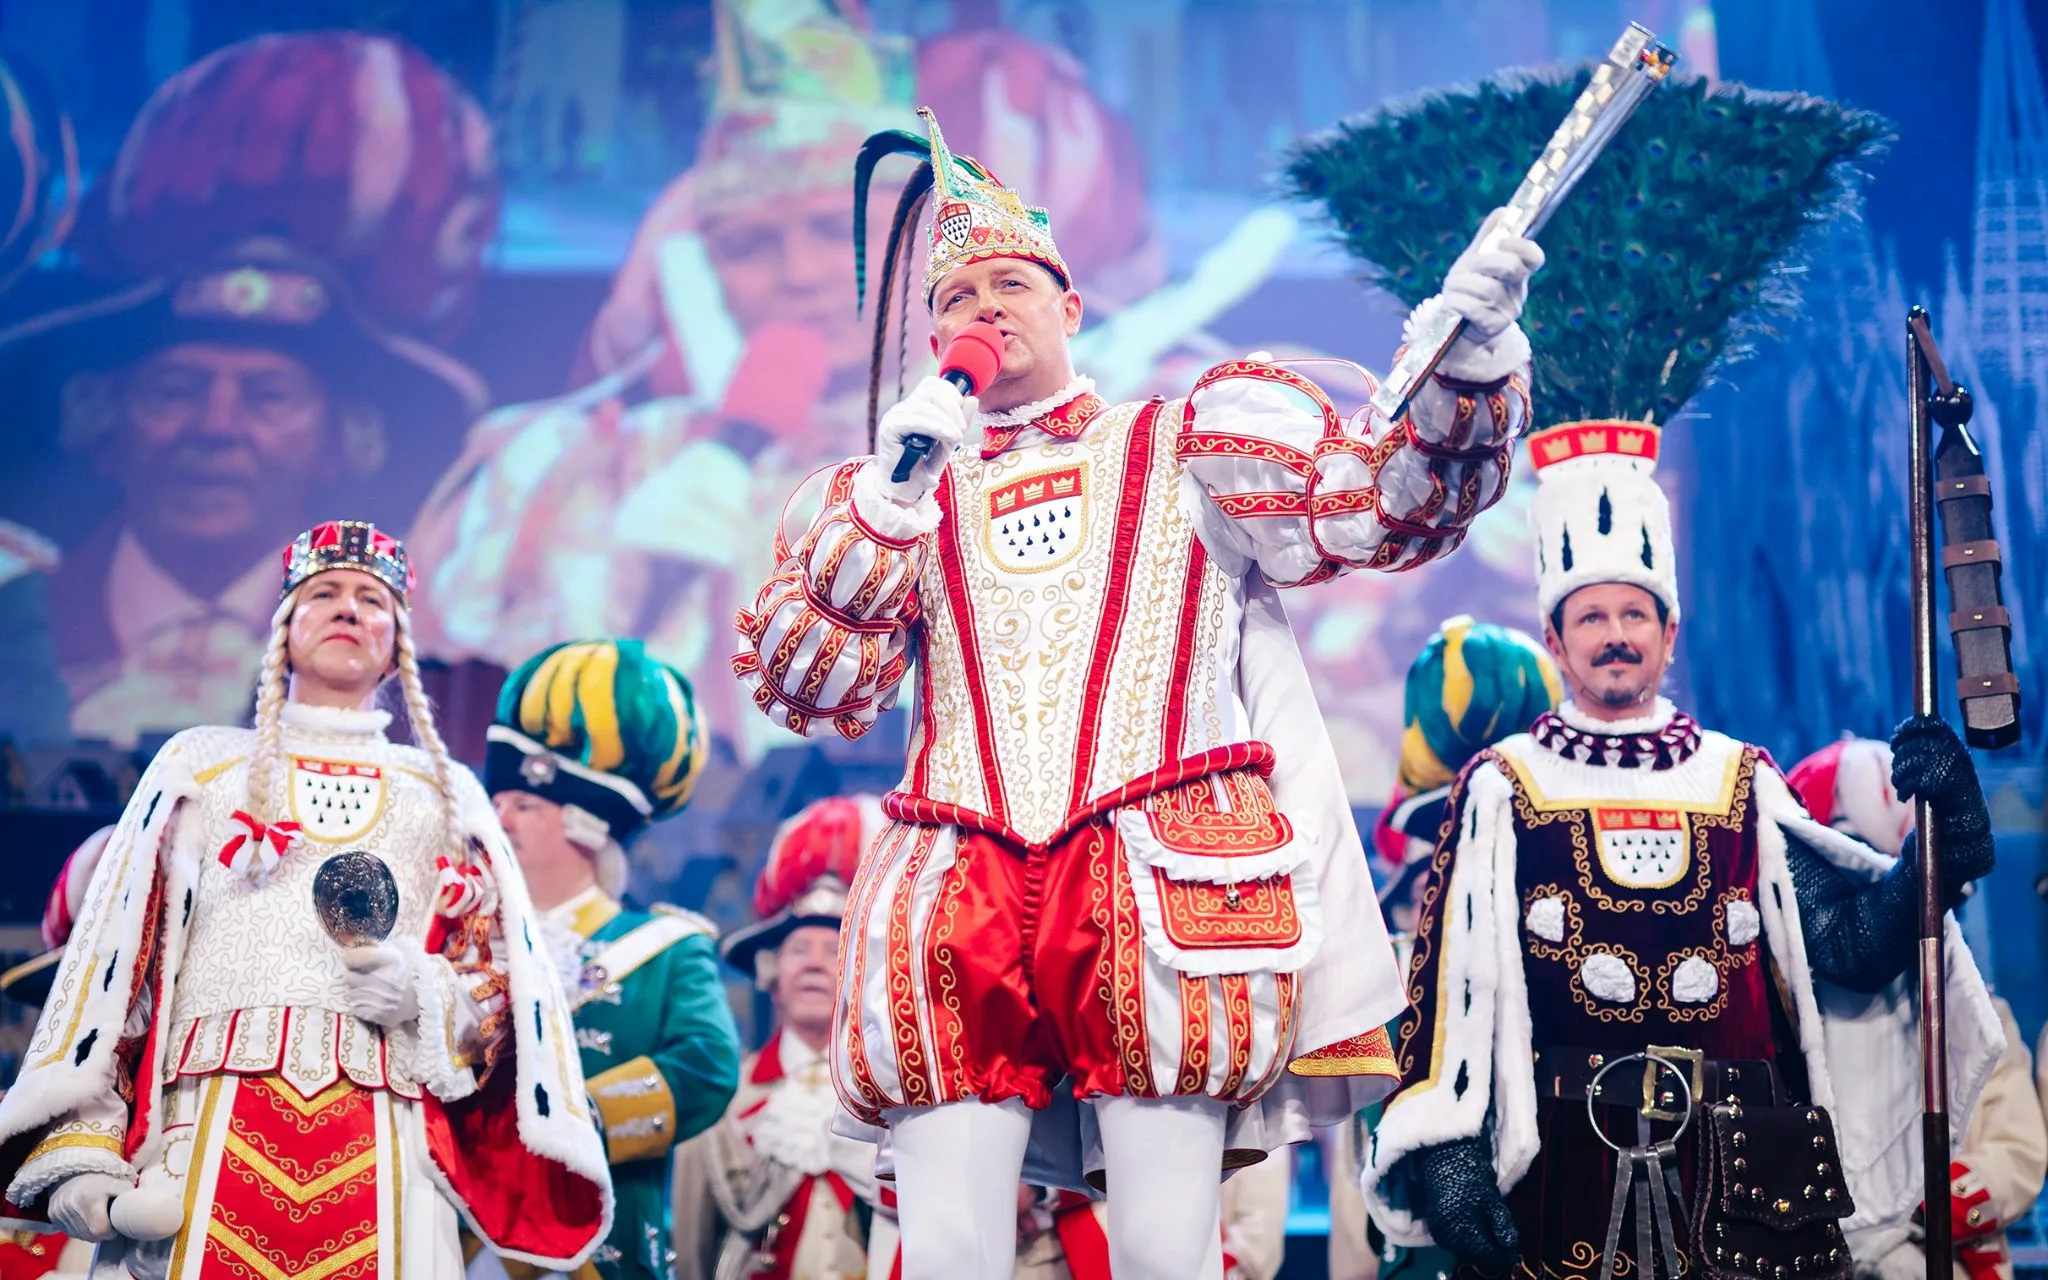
left=483, top=639, right=744, bottom=1280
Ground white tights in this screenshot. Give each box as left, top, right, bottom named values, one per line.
left=885, top=1095, right=1229, bottom=1280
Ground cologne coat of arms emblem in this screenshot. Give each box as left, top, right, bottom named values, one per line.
left=986, top=466, right=1086, bottom=572
left=290, top=757, right=386, bottom=842
left=937, top=200, right=974, bottom=248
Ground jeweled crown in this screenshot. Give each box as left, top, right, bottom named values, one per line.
left=281, top=519, right=414, bottom=606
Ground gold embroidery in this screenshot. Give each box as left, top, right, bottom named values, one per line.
left=1152, top=871, right=1302, bottom=949
left=24, top=1129, right=124, bottom=1161
left=191, top=754, right=250, bottom=785
left=1144, top=771, right=1292, bottom=857
left=1653, top=945, right=1732, bottom=1022
left=1516, top=883, right=1647, bottom=1023
left=1288, top=1026, right=1397, bottom=1077
left=1176, top=975, right=1212, bottom=1094
left=1496, top=741, right=1743, bottom=812
left=1503, top=768, right=1719, bottom=918
left=1106, top=830, right=1152, bottom=1095
left=1393, top=770, right=1467, bottom=1090
left=926, top=834, right=972, bottom=1095
left=169, top=1076, right=227, bottom=1278
left=220, top=1132, right=377, bottom=1205
left=205, top=1217, right=378, bottom=1280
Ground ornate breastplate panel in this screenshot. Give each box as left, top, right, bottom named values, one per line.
left=172, top=741, right=448, bottom=1025
left=907, top=399, right=1246, bottom=845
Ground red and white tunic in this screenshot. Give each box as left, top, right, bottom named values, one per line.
left=0, top=703, right=613, bottom=1277
left=734, top=349, right=1528, bottom=1136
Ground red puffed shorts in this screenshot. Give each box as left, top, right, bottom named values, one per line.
left=829, top=768, right=1344, bottom=1124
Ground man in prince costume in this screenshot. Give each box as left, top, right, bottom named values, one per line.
left=732, top=106, right=1543, bottom=1278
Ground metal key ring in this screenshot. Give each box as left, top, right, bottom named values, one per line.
left=1585, top=1051, right=1695, bottom=1151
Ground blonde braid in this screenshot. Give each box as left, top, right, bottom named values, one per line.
left=243, top=595, right=295, bottom=823
left=394, top=621, right=463, bottom=847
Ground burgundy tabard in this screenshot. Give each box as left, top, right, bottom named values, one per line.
left=1470, top=711, right=1791, bottom=1280
left=1499, top=730, right=1775, bottom=1061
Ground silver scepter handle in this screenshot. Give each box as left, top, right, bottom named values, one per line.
left=1369, top=22, right=1677, bottom=421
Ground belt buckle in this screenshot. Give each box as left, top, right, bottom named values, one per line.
left=1641, top=1045, right=1703, bottom=1122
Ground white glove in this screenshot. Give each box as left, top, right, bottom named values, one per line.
left=1439, top=207, right=1545, bottom=343
left=873, top=375, right=975, bottom=504
left=48, top=1171, right=130, bottom=1241
left=339, top=942, right=420, bottom=1028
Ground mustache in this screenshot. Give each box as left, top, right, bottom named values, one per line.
left=1590, top=644, right=1644, bottom=668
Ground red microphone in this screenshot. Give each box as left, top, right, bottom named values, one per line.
left=892, top=320, right=1004, bottom=485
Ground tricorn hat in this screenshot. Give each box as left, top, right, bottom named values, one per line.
left=721, top=794, right=882, bottom=981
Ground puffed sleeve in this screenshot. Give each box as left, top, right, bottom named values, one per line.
left=732, top=460, right=930, bottom=740
left=1178, top=308, right=1530, bottom=586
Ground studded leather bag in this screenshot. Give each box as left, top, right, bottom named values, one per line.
left=1690, top=1101, right=1855, bottom=1280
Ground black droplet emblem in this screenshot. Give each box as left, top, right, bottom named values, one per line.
left=1560, top=529, right=1574, bottom=572
left=102, top=954, right=118, bottom=992
left=534, top=1082, right=550, bottom=1117
left=1598, top=489, right=1613, bottom=535
left=75, top=1029, right=97, bottom=1066
left=1640, top=525, right=1655, bottom=569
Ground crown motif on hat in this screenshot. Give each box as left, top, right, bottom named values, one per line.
left=281, top=519, right=413, bottom=605
left=917, top=107, right=1069, bottom=302
left=1528, top=421, right=1662, bottom=476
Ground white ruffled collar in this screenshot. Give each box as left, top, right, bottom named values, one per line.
left=1556, top=696, right=1676, bottom=736
left=976, top=375, right=1097, bottom=428
left=280, top=700, right=393, bottom=744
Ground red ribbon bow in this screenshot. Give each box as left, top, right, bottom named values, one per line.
left=219, top=811, right=303, bottom=875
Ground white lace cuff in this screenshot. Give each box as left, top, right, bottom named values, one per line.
left=10, top=1125, right=132, bottom=1204
left=850, top=460, right=944, bottom=541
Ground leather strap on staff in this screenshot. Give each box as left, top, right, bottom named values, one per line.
left=1949, top=606, right=2011, bottom=634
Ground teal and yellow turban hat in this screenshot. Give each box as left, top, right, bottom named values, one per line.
left=1398, top=616, right=1562, bottom=792
left=484, top=639, right=707, bottom=842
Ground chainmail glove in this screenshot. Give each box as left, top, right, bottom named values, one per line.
left=1889, top=715, right=1994, bottom=885
left=1400, top=1135, right=1520, bottom=1273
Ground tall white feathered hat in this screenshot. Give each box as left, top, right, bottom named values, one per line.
left=1529, top=421, right=1679, bottom=623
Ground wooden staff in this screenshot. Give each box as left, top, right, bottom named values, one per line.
left=1904, top=305, right=2020, bottom=1280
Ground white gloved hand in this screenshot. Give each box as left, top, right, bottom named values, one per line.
left=339, top=942, right=420, bottom=1028
left=873, top=375, right=975, bottom=504
left=1439, top=207, right=1546, bottom=343
left=48, top=1171, right=130, bottom=1242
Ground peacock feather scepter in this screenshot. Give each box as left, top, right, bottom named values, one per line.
left=1283, top=71, right=1890, bottom=432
